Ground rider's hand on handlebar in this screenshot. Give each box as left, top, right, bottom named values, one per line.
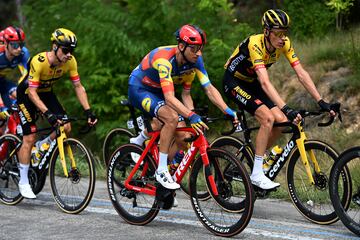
left=0, top=107, right=9, bottom=120
left=85, top=109, right=98, bottom=126
left=43, top=110, right=61, bottom=126
left=224, top=107, right=240, bottom=127
left=281, top=105, right=301, bottom=124
left=318, top=99, right=336, bottom=116
left=188, top=112, right=208, bottom=135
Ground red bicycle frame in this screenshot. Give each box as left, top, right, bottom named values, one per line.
left=0, top=111, right=20, bottom=160
left=124, top=127, right=219, bottom=196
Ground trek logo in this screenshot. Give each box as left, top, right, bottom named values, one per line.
left=269, top=140, right=295, bottom=178
left=38, top=140, right=57, bottom=169
left=175, top=145, right=195, bottom=176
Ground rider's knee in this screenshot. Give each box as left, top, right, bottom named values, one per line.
left=64, top=123, right=71, bottom=134
left=23, top=133, right=36, bottom=146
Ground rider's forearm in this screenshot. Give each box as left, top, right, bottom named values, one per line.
left=73, top=82, right=91, bottom=110
left=296, top=69, right=322, bottom=102
left=181, top=90, right=194, bottom=110
left=204, top=84, right=228, bottom=112
left=164, top=93, right=192, bottom=118
left=28, top=89, right=48, bottom=113
left=256, top=69, right=286, bottom=108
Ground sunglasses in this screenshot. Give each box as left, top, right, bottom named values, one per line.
left=61, top=47, right=74, bottom=55
left=187, top=44, right=203, bottom=53
left=271, top=31, right=288, bottom=38
left=9, top=41, right=25, bottom=49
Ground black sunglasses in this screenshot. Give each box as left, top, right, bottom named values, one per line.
left=61, top=47, right=74, bottom=54
left=9, top=41, right=25, bottom=49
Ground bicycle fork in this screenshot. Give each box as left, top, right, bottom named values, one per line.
left=56, top=126, right=76, bottom=177
left=295, top=123, right=320, bottom=185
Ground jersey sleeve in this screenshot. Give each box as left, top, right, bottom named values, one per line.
left=68, top=56, right=80, bottom=83
left=194, top=56, right=211, bottom=88
left=28, top=55, right=43, bottom=88
left=152, top=58, right=174, bottom=93
left=281, top=37, right=300, bottom=67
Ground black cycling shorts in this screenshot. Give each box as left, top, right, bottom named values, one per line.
left=16, top=91, right=67, bottom=135
left=223, top=70, right=276, bottom=115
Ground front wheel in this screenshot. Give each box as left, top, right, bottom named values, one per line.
left=330, top=147, right=360, bottom=236
left=49, top=138, right=96, bottom=214
left=189, top=148, right=254, bottom=237
left=0, top=134, right=23, bottom=205
left=286, top=140, right=351, bottom=224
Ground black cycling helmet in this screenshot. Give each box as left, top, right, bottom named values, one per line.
left=262, top=9, right=290, bottom=30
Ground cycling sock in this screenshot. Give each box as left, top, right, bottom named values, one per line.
left=19, top=163, right=30, bottom=185
left=157, top=152, right=169, bottom=172
left=130, top=130, right=149, bottom=146
left=251, top=154, right=264, bottom=177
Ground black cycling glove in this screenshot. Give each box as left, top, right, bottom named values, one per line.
left=43, top=110, right=58, bottom=126
left=318, top=99, right=331, bottom=112
left=85, top=109, right=97, bottom=124
left=281, top=105, right=300, bottom=122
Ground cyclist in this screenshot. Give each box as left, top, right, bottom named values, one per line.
left=128, top=24, right=238, bottom=190
left=0, top=26, right=30, bottom=121
left=222, top=9, right=336, bottom=190
left=16, top=28, right=98, bottom=198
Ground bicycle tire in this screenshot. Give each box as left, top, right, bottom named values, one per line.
left=49, top=138, right=96, bottom=214
left=103, top=128, right=135, bottom=166
left=107, top=143, right=159, bottom=225
left=287, top=140, right=351, bottom=224
left=330, top=146, right=360, bottom=236
left=0, top=134, right=23, bottom=205
left=189, top=148, right=254, bottom=237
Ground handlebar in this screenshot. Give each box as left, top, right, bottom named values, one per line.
left=298, top=102, right=342, bottom=127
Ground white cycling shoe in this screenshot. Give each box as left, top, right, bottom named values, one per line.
left=129, top=137, right=141, bottom=164
left=19, top=183, right=36, bottom=199
left=250, top=174, right=280, bottom=190
left=155, top=170, right=180, bottom=190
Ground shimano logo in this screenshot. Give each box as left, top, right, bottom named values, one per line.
left=38, top=140, right=56, bottom=170
left=269, top=140, right=295, bottom=178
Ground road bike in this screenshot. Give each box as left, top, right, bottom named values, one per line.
left=107, top=116, right=254, bottom=237
left=0, top=115, right=96, bottom=214
left=210, top=104, right=352, bottom=225
left=330, top=146, right=360, bottom=236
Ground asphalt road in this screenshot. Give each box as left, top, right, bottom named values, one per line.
left=0, top=179, right=357, bottom=240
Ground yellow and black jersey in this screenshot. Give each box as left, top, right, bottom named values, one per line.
left=18, top=52, right=80, bottom=94
left=224, top=34, right=299, bottom=82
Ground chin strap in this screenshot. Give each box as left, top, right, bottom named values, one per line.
left=178, top=44, right=191, bottom=64
left=53, top=45, right=62, bottom=63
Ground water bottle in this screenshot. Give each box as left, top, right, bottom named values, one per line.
left=263, top=145, right=283, bottom=174
left=169, top=150, right=185, bottom=174
left=31, top=142, right=50, bottom=167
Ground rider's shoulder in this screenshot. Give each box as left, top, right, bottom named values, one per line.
left=31, top=52, right=47, bottom=64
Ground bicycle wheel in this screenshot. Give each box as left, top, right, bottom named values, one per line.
left=330, top=147, right=360, bottom=236
left=189, top=148, right=254, bottom=237
left=107, top=143, right=159, bottom=225
left=49, top=138, right=96, bottom=214
left=0, top=134, right=23, bottom=205
left=103, top=128, right=135, bottom=166
left=211, top=136, right=254, bottom=174
left=287, top=140, right=351, bottom=224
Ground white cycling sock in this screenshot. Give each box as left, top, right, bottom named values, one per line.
left=251, top=154, right=264, bottom=177
left=19, top=163, right=30, bottom=185
left=157, top=152, right=168, bottom=172
left=130, top=130, right=148, bottom=146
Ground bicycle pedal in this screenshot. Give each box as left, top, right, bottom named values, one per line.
left=253, top=185, right=278, bottom=198
left=156, top=185, right=175, bottom=210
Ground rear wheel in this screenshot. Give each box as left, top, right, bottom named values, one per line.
left=49, top=138, right=96, bottom=214
left=189, top=148, right=254, bottom=237
left=287, top=140, right=351, bottom=224
left=0, top=134, right=23, bottom=205
left=330, top=147, right=360, bottom=236
left=103, top=128, right=134, bottom=166
left=107, top=144, right=159, bottom=225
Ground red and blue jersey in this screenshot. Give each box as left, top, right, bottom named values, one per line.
left=128, top=45, right=211, bottom=93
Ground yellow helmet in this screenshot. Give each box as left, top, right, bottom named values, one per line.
left=262, top=9, right=290, bottom=30
left=50, top=28, right=77, bottom=48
